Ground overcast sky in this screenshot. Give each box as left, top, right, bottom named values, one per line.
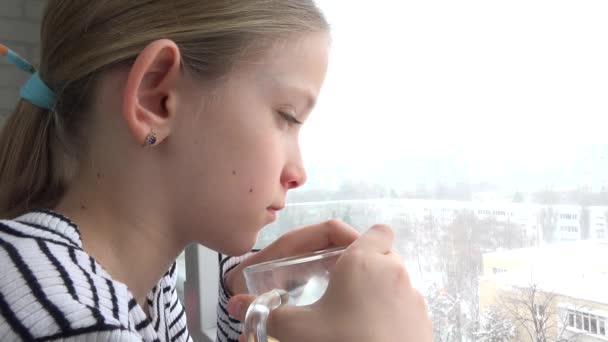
left=299, top=0, right=608, bottom=177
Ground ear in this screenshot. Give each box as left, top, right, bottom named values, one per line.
left=122, top=39, right=181, bottom=147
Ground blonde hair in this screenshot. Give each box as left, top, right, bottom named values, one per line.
left=0, top=0, right=328, bottom=218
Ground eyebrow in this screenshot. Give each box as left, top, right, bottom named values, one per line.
left=284, top=84, right=317, bottom=113
left=270, top=76, right=317, bottom=113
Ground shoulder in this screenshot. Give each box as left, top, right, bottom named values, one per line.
left=0, top=216, right=136, bottom=340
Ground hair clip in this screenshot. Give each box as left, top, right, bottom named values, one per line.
left=1, top=43, right=56, bottom=110
left=0, top=44, right=36, bottom=74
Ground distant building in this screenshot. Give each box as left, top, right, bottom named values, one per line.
left=589, top=206, right=608, bottom=240
left=264, top=199, right=608, bottom=249
left=479, top=241, right=608, bottom=341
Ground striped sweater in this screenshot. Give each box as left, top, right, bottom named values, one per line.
left=0, top=209, right=247, bottom=342
left=216, top=251, right=256, bottom=342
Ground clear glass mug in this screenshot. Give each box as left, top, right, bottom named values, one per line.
left=243, top=246, right=346, bottom=342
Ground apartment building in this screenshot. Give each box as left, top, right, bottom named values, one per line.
left=480, top=241, right=608, bottom=341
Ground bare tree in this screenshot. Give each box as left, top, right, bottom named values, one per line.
left=497, top=283, right=583, bottom=342
left=538, top=207, right=558, bottom=243
left=474, top=305, right=516, bottom=342
left=426, top=284, right=460, bottom=342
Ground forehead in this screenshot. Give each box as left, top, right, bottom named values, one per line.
left=236, top=32, right=330, bottom=98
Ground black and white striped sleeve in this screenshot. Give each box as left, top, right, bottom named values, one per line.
left=215, top=251, right=257, bottom=342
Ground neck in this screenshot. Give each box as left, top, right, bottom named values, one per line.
left=54, top=170, right=185, bottom=307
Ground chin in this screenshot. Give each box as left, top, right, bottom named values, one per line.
left=212, top=233, right=259, bottom=257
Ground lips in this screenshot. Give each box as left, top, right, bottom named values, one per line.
left=266, top=208, right=277, bottom=222
left=266, top=205, right=284, bottom=223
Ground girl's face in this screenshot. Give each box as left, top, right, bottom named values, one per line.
left=169, top=32, right=330, bottom=255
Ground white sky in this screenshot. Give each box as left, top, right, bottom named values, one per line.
left=300, top=0, right=608, bottom=168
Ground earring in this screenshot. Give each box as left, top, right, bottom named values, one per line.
left=143, top=130, right=157, bottom=147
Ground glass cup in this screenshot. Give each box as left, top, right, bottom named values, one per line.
left=243, top=246, right=346, bottom=342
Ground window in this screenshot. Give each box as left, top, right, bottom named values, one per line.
left=591, top=317, right=598, bottom=334
left=534, top=304, right=546, bottom=319
left=492, top=267, right=507, bottom=274
left=569, top=312, right=575, bottom=327
left=180, top=1, right=608, bottom=340
left=560, top=226, right=578, bottom=233
left=566, top=309, right=608, bottom=337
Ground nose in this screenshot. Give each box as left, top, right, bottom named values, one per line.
left=281, top=155, right=307, bottom=190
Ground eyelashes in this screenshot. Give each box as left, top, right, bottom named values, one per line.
left=279, top=111, right=303, bottom=125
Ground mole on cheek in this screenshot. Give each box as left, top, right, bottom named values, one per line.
left=249, top=187, right=254, bottom=193
left=233, top=170, right=237, bottom=176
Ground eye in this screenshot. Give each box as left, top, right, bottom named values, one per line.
left=278, top=111, right=303, bottom=125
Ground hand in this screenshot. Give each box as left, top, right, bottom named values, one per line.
left=224, top=219, right=360, bottom=296
left=228, top=225, right=433, bottom=342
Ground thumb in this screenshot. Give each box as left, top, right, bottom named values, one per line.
left=227, top=294, right=256, bottom=321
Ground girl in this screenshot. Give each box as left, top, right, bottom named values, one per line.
left=0, top=1, right=432, bottom=341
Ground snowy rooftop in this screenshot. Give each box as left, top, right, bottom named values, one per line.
left=482, top=241, right=608, bottom=304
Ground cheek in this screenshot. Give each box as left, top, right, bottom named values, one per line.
left=227, top=153, right=280, bottom=201
left=248, top=136, right=285, bottom=181
left=172, top=112, right=283, bottom=201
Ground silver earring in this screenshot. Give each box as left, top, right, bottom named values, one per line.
left=143, top=130, right=157, bottom=147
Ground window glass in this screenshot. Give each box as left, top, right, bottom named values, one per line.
left=254, top=1, right=608, bottom=341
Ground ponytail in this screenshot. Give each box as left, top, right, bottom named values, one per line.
left=0, top=100, right=74, bottom=218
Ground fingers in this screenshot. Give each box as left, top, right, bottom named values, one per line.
left=266, top=304, right=309, bottom=341
left=347, top=224, right=395, bottom=255
left=241, top=220, right=357, bottom=272
left=232, top=296, right=308, bottom=342
left=227, top=294, right=256, bottom=321
left=275, top=219, right=360, bottom=256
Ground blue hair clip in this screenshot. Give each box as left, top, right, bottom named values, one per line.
left=20, top=72, right=56, bottom=111
left=1, top=44, right=57, bottom=111
left=4, top=48, right=36, bottom=74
